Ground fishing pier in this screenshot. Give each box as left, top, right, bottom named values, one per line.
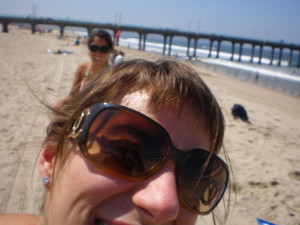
left=1, top=15, right=300, bottom=67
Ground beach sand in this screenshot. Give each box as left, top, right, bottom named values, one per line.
left=0, top=28, right=299, bottom=225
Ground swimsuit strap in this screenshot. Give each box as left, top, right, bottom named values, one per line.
left=85, top=66, right=91, bottom=77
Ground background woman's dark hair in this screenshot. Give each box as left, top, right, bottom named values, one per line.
left=88, top=29, right=114, bottom=50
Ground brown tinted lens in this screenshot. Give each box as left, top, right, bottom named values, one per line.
left=179, top=153, right=228, bottom=214
left=85, top=109, right=168, bottom=177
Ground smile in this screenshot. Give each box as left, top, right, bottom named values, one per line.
left=95, top=219, right=106, bottom=225
left=94, top=57, right=102, bottom=62
left=94, top=218, right=133, bottom=225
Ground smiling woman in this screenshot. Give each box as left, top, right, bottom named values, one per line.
left=0, top=59, right=230, bottom=225
left=55, top=29, right=114, bottom=109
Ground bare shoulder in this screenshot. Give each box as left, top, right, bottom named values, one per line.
left=77, top=61, right=90, bottom=73
left=0, top=214, right=38, bottom=225
left=73, top=61, right=90, bottom=81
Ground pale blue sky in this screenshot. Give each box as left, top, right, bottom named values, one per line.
left=1, top=0, right=299, bottom=44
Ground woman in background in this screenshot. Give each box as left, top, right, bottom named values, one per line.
left=55, top=29, right=113, bottom=108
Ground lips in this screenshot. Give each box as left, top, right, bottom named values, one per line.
left=94, top=218, right=133, bottom=225
left=94, top=218, right=100, bottom=225
left=94, top=218, right=107, bottom=225
left=94, top=57, right=102, bottom=62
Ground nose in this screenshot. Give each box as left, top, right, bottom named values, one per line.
left=94, top=50, right=104, bottom=55
left=132, top=161, right=180, bottom=223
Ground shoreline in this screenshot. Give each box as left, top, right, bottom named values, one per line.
left=0, top=30, right=299, bottom=225
left=194, top=58, right=300, bottom=96
left=117, top=36, right=300, bottom=96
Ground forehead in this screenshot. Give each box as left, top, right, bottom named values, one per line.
left=91, top=36, right=108, bottom=45
left=118, top=91, right=211, bottom=151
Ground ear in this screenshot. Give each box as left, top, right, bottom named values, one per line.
left=38, top=142, right=56, bottom=188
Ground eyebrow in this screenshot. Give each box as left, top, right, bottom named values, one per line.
left=107, top=124, right=156, bottom=140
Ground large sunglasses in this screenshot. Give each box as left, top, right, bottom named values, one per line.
left=68, top=102, right=229, bottom=215
left=88, top=44, right=110, bottom=53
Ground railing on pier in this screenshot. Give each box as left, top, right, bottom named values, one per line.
left=1, top=15, right=299, bottom=67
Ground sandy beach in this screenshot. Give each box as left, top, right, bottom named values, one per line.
left=0, top=28, right=299, bottom=225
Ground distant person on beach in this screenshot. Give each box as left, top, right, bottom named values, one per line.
left=0, top=59, right=230, bottom=225
left=55, top=29, right=113, bottom=108
left=109, top=49, right=118, bottom=65
left=73, top=36, right=81, bottom=46
left=114, top=50, right=125, bottom=65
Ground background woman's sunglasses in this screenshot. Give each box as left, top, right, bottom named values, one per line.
left=68, top=102, right=229, bottom=215
left=88, top=44, right=110, bottom=53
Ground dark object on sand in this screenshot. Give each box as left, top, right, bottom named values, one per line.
left=231, top=104, right=250, bottom=123
left=53, top=49, right=73, bottom=55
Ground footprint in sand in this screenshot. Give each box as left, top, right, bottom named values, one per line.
left=288, top=170, right=300, bottom=181
left=248, top=181, right=268, bottom=188
left=248, top=180, right=280, bottom=188
left=270, top=205, right=278, bottom=210
left=270, top=181, right=280, bottom=186
left=46, top=87, right=54, bottom=91
left=230, top=182, right=243, bottom=193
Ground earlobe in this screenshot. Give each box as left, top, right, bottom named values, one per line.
left=38, top=142, right=56, bottom=188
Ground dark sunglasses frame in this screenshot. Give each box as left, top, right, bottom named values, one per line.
left=88, top=44, right=110, bottom=53
left=68, top=102, right=229, bottom=215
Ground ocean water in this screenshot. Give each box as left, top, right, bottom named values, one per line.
left=114, top=32, right=300, bottom=96
left=119, top=33, right=300, bottom=76
left=68, top=28, right=300, bottom=78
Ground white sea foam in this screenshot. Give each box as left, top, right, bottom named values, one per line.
left=200, top=58, right=300, bottom=96
left=119, top=36, right=300, bottom=96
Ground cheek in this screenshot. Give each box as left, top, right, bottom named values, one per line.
left=89, top=52, right=109, bottom=60
left=52, top=150, right=133, bottom=206
left=176, top=208, right=198, bottom=225
left=101, top=52, right=110, bottom=58
left=89, top=51, right=95, bottom=58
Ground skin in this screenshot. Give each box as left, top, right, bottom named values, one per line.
left=38, top=90, right=211, bottom=225
left=54, top=36, right=112, bottom=109
left=70, top=36, right=112, bottom=93
left=0, top=214, right=37, bottom=225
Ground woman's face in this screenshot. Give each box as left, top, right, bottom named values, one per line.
left=89, top=36, right=111, bottom=66
left=44, top=91, right=211, bottom=225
